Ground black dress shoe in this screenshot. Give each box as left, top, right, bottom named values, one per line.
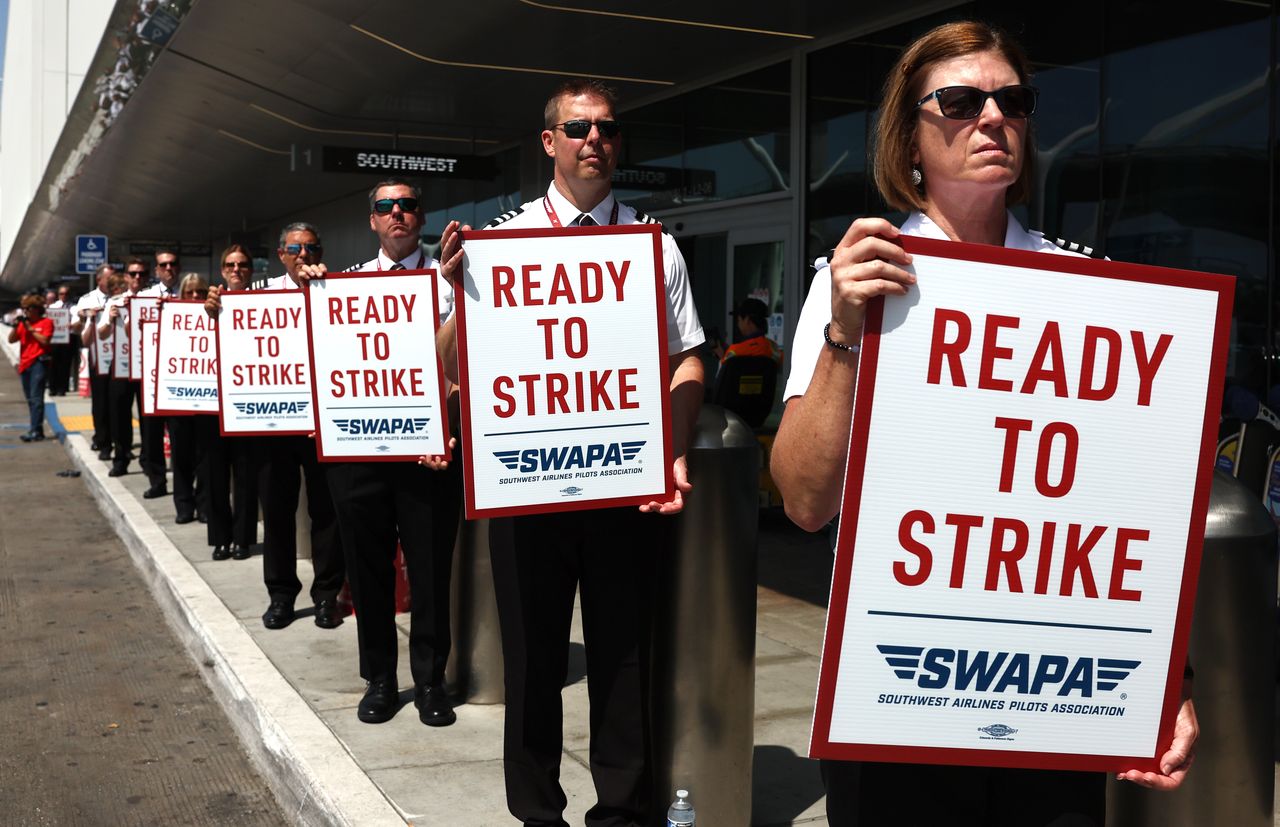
left=97, top=449, right=112, bottom=461
left=142, top=485, right=168, bottom=499
left=197, top=512, right=208, bottom=524
left=175, top=513, right=196, bottom=525
left=358, top=679, right=399, bottom=724
left=29, top=432, right=45, bottom=441
left=262, top=600, right=295, bottom=630
left=230, top=545, right=252, bottom=560
left=107, top=467, right=127, bottom=477
left=211, top=545, right=231, bottom=561
left=414, top=684, right=456, bottom=727
left=19, top=432, right=34, bottom=443
left=314, top=598, right=342, bottom=629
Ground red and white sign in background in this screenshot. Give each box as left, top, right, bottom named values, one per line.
left=456, top=226, right=672, bottom=519
left=811, top=237, right=1233, bottom=773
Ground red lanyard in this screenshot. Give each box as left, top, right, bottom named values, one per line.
left=542, top=196, right=619, bottom=228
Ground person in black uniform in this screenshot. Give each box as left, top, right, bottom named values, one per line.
left=103, top=261, right=146, bottom=477
left=436, top=79, right=706, bottom=827
left=207, top=229, right=345, bottom=626
left=136, top=254, right=177, bottom=499
left=298, top=180, right=462, bottom=726
left=73, top=264, right=115, bottom=459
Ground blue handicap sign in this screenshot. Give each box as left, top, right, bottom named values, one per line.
left=76, top=235, right=108, bottom=274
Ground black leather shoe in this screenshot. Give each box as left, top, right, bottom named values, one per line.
left=197, top=512, right=208, bottom=524
left=29, top=432, right=45, bottom=442
left=358, top=679, right=399, bottom=724
left=230, top=544, right=252, bottom=560
left=262, top=600, right=295, bottom=630
left=108, top=467, right=127, bottom=477
left=211, top=545, right=231, bottom=561
left=414, top=684, right=456, bottom=727
left=314, top=598, right=342, bottom=629
left=97, top=449, right=112, bottom=461
left=175, top=513, right=195, bottom=525
left=142, top=485, right=168, bottom=499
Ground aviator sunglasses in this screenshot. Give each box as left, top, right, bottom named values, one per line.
left=554, top=119, right=621, bottom=139
left=372, top=197, right=419, bottom=214
left=914, top=84, right=1038, bottom=120
left=282, top=243, right=322, bottom=255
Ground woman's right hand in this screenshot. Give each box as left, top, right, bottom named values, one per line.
left=826, top=217, right=916, bottom=345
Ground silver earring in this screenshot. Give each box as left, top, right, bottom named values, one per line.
left=911, top=166, right=923, bottom=187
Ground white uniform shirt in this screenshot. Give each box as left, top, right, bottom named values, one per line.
left=480, top=184, right=705, bottom=355
left=74, top=287, right=107, bottom=320
left=345, top=249, right=454, bottom=326
left=263, top=274, right=300, bottom=291
left=784, top=211, right=1089, bottom=401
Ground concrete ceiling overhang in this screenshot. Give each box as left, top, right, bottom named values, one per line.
left=1, top=0, right=931, bottom=292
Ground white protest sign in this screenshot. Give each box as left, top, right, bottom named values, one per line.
left=92, top=309, right=112, bottom=376
left=140, top=320, right=160, bottom=416
left=128, top=296, right=161, bottom=381
left=810, top=237, right=1233, bottom=774
left=304, top=270, right=449, bottom=460
left=154, top=300, right=219, bottom=414
left=111, top=311, right=130, bottom=380
left=49, top=307, right=71, bottom=345
left=457, top=225, right=672, bottom=518
left=216, top=290, right=314, bottom=435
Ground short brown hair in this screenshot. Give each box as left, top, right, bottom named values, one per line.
left=20, top=293, right=45, bottom=311
left=873, top=21, right=1035, bottom=212
left=544, top=78, right=617, bottom=129
left=220, top=243, right=252, bottom=267
left=367, top=179, right=421, bottom=212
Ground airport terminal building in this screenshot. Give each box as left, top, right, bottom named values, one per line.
left=2, top=0, right=1277, bottom=409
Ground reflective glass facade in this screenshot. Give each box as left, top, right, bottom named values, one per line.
left=805, top=3, right=1277, bottom=395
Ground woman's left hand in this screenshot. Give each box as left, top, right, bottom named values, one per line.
left=418, top=437, right=458, bottom=470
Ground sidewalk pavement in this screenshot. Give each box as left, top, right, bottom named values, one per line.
left=12, top=339, right=833, bottom=825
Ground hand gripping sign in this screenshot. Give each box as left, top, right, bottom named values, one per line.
left=810, top=237, right=1233, bottom=773
left=216, top=291, right=315, bottom=435
left=155, top=300, right=219, bottom=415
left=456, top=225, right=672, bottom=519
left=128, top=296, right=161, bottom=382
left=304, top=270, right=450, bottom=461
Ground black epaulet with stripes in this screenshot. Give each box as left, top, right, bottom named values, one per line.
left=1041, top=233, right=1103, bottom=258
left=249, top=277, right=270, bottom=291
left=632, top=209, right=662, bottom=227
left=484, top=206, right=526, bottom=229
left=340, top=261, right=367, bottom=273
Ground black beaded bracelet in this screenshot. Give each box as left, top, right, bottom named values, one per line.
left=824, top=322, right=860, bottom=353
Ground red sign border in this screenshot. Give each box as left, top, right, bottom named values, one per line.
left=303, top=268, right=452, bottom=463
left=139, top=319, right=160, bottom=417
left=215, top=290, right=316, bottom=438
left=454, top=223, right=674, bottom=520
left=127, top=296, right=161, bottom=383
left=809, top=235, right=1235, bottom=773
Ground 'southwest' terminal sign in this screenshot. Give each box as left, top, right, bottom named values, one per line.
left=323, top=146, right=497, bottom=179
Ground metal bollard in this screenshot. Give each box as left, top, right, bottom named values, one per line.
left=445, top=515, right=505, bottom=703
left=651, top=404, right=761, bottom=826
left=1107, top=470, right=1277, bottom=826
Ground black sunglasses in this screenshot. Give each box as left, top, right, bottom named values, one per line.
left=554, top=119, right=621, bottom=139
left=914, top=85, right=1038, bottom=120
left=223, top=260, right=252, bottom=268
left=372, top=197, right=419, bottom=214
left=282, top=243, right=323, bottom=255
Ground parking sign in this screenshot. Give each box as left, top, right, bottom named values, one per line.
left=75, top=235, right=108, bottom=274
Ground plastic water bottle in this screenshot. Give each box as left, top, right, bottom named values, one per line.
left=667, top=789, right=695, bottom=827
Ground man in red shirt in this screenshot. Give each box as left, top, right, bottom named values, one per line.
left=9, top=294, right=54, bottom=442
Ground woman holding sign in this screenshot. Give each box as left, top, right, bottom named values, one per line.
left=771, top=20, right=1199, bottom=825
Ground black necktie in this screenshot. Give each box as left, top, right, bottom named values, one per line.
left=577, top=215, right=596, bottom=227
left=390, top=263, right=406, bottom=270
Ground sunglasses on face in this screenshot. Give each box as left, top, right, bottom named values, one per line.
left=126, top=270, right=146, bottom=277
left=372, top=197, right=419, bottom=214
left=914, top=84, right=1038, bottom=120
left=282, top=243, right=322, bottom=255
left=223, top=261, right=251, bottom=269
left=554, top=119, right=620, bottom=139
left=156, top=261, right=178, bottom=269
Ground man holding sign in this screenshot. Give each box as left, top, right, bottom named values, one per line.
left=299, top=180, right=462, bottom=727
left=437, top=79, right=704, bottom=826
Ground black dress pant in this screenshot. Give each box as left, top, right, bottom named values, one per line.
left=108, top=378, right=138, bottom=472
left=90, top=371, right=111, bottom=450
left=139, top=414, right=167, bottom=490
left=327, top=458, right=461, bottom=688
left=490, top=507, right=658, bottom=827
left=205, top=432, right=259, bottom=548
left=259, top=435, right=343, bottom=606
left=820, top=760, right=1105, bottom=826
left=168, top=415, right=210, bottom=520
left=49, top=343, right=72, bottom=394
